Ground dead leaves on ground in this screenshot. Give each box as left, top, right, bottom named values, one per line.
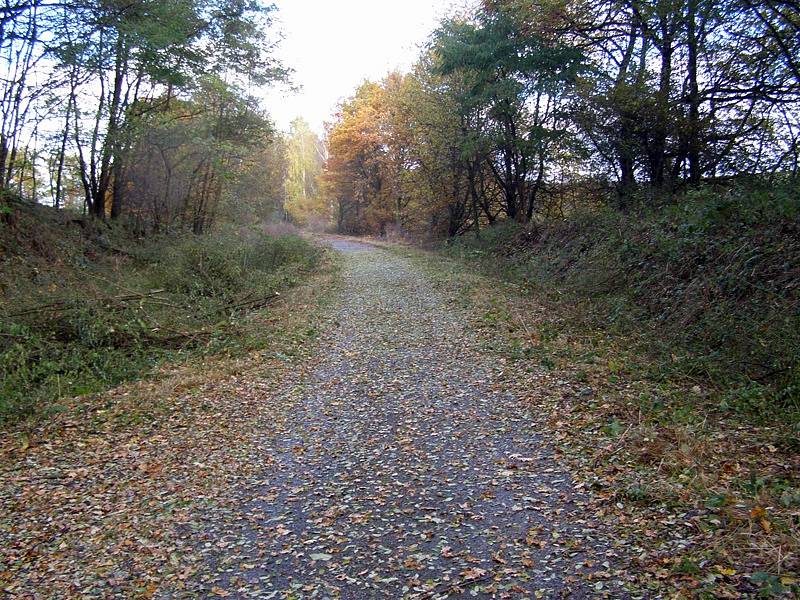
left=0, top=268, right=336, bottom=598
left=411, top=249, right=799, bottom=598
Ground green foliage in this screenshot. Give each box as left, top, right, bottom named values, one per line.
left=445, top=182, right=800, bottom=424
left=150, top=233, right=314, bottom=299
left=284, top=118, right=325, bottom=226
left=0, top=226, right=321, bottom=424
left=602, top=418, right=625, bottom=437
left=750, top=572, right=793, bottom=597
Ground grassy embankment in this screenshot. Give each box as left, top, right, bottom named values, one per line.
left=0, top=197, right=340, bottom=596
left=405, top=181, right=798, bottom=596
left=449, top=182, right=799, bottom=427
left=0, top=195, right=328, bottom=425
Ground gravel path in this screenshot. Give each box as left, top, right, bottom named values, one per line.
left=168, top=241, right=629, bottom=599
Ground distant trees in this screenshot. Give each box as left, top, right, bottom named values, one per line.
left=120, top=78, right=280, bottom=233
left=323, top=80, right=389, bottom=235
left=1, top=0, right=287, bottom=231
left=284, top=118, right=326, bottom=226
left=321, top=0, right=799, bottom=238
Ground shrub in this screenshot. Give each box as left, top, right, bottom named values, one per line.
left=0, top=223, right=321, bottom=424
left=444, top=181, right=800, bottom=423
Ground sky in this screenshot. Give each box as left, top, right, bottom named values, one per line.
left=260, top=0, right=459, bottom=134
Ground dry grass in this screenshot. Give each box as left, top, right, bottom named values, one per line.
left=0, top=252, right=341, bottom=597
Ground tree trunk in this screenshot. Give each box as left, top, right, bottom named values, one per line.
left=686, top=0, right=701, bottom=185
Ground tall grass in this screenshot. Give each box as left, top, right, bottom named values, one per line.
left=0, top=223, right=322, bottom=424
left=445, top=181, right=800, bottom=424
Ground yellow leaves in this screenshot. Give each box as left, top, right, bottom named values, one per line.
left=348, top=512, right=371, bottom=524
left=525, top=527, right=545, bottom=548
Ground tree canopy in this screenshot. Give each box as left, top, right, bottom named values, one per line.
left=321, top=0, right=799, bottom=238
left=1, top=0, right=288, bottom=230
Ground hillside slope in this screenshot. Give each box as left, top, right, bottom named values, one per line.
left=0, top=196, right=323, bottom=422
left=446, top=183, right=800, bottom=426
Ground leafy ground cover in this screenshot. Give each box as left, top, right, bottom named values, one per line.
left=443, top=182, right=800, bottom=428
left=400, top=236, right=799, bottom=597
left=160, top=239, right=638, bottom=599
left=1, top=232, right=797, bottom=598
left=0, top=243, right=340, bottom=597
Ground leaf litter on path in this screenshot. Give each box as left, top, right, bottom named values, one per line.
left=161, top=240, right=635, bottom=599
left=2, top=241, right=642, bottom=599
left=0, top=263, right=337, bottom=598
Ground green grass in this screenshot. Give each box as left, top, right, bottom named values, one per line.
left=443, top=180, right=800, bottom=426
left=0, top=202, right=324, bottom=424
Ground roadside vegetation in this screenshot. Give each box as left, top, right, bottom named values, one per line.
left=445, top=181, right=800, bottom=431
left=0, top=193, right=336, bottom=596
left=310, top=0, right=799, bottom=589
left=0, top=0, right=334, bottom=426
left=0, top=196, right=323, bottom=424
left=405, top=223, right=800, bottom=596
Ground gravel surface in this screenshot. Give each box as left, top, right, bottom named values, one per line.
left=167, top=240, right=629, bottom=599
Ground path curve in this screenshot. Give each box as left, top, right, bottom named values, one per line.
left=168, top=242, right=627, bottom=599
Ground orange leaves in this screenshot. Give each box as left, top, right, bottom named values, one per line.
left=749, top=506, right=772, bottom=533
left=322, top=74, right=419, bottom=235
left=460, top=566, right=487, bottom=580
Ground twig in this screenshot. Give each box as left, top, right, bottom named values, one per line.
left=6, top=289, right=167, bottom=317
left=512, top=307, right=532, bottom=337
left=201, top=292, right=281, bottom=318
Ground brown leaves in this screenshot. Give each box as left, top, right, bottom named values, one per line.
left=525, top=528, right=545, bottom=549
left=460, top=566, right=487, bottom=580
left=750, top=507, right=772, bottom=533
left=0, top=268, right=335, bottom=597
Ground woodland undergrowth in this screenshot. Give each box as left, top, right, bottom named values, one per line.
left=0, top=199, right=323, bottom=424
left=418, top=182, right=800, bottom=596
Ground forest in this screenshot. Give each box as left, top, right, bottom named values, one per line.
left=0, top=0, right=326, bottom=229
left=0, top=0, right=329, bottom=418
left=1, top=0, right=800, bottom=597
left=322, top=0, right=798, bottom=236
left=318, top=0, right=800, bottom=419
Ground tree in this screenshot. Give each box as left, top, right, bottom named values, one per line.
left=432, top=8, right=583, bottom=222
left=284, top=118, right=325, bottom=225
left=2, top=0, right=287, bottom=225
left=323, top=81, right=387, bottom=235
left=119, top=77, right=276, bottom=233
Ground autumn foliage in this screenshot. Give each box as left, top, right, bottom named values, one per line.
left=322, top=0, right=799, bottom=239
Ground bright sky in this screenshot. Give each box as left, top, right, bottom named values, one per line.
left=261, top=0, right=459, bottom=134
